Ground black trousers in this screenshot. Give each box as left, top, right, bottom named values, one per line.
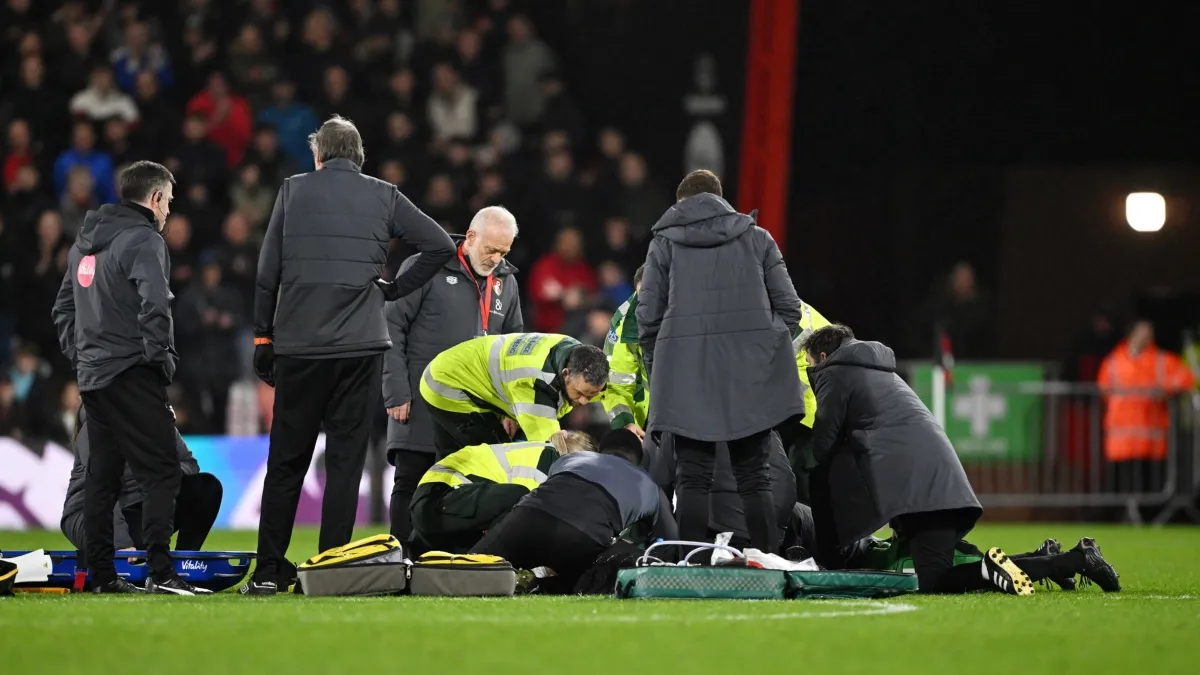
left=81, top=366, right=180, bottom=583
left=892, top=510, right=991, bottom=594
left=255, top=354, right=382, bottom=580
left=410, top=482, right=530, bottom=554
left=388, top=449, right=436, bottom=544
left=427, top=406, right=510, bottom=458
left=64, top=473, right=223, bottom=553
left=675, top=430, right=777, bottom=552
left=778, top=422, right=814, bottom=506
left=470, top=506, right=607, bottom=594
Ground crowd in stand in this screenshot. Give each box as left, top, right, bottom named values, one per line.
left=0, top=0, right=671, bottom=440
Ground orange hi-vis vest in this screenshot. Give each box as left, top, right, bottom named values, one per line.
left=1097, top=342, right=1195, bottom=461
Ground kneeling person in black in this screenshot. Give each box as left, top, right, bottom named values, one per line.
left=61, top=407, right=223, bottom=554
left=470, top=430, right=674, bottom=593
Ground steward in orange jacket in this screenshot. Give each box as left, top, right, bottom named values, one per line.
left=1097, top=322, right=1195, bottom=462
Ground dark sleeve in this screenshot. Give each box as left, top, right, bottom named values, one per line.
left=176, top=430, right=199, bottom=475
left=536, top=447, right=558, bottom=474
left=382, top=257, right=426, bottom=408
left=502, top=280, right=524, bottom=332
left=635, top=237, right=669, bottom=378
left=125, top=231, right=174, bottom=372
left=51, top=264, right=76, bottom=366
left=651, top=488, right=679, bottom=542
left=810, top=371, right=850, bottom=466
left=387, top=188, right=456, bottom=299
left=761, top=228, right=802, bottom=337
left=254, top=182, right=286, bottom=339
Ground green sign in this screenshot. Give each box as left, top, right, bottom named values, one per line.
left=910, top=363, right=1044, bottom=461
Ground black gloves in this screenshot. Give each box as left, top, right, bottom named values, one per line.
left=374, top=277, right=400, bottom=301
left=254, top=341, right=276, bottom=387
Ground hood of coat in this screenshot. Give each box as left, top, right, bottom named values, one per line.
left=810, top=339, right=898, bottom=376
left=77, top=203, right=158, bottom=255
left=651, top=193, right=755, bottom=248
left=442, top=233, right=518, bottom=277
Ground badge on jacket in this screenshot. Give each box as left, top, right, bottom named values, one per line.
left=445, top=276, right=458, bottom=285
left=493, top=279, right=503, bottom=295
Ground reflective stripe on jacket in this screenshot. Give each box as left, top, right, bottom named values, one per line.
left=792, top=299, right=833, bottom=428
left=601, top=293, right=648, bottom=429
left=1098, top=342, right=1195, bottom=461
left=417, top=440, right=558, bottom=491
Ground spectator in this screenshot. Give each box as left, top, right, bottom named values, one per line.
left=131, top=70, right=179, bottom=159
left=2, top=118, right=41, bottom=192
left=0, top=213, right=15, bottom=367
left=179, top=25, right=220, bottom=96
left=244, top=124, right=299, bottom=188
left=167, top=114, right=228, bottom=196
left=595, top=126, right=626, bottom=191
left=614, top=151, right=669, bottom=235
left=590, top=215, right=643, bottom=278
left=428, top=62, right=479, bottom=144
left=292, top=7, right=341, bottom=102
left=1, top=0, right=35, bottom=45
left=110, top=21, right=174, bottom=94
left=164, top=213, right=197, bottom=295
left=50, top=379, right=81, bottom=447
left=378, top=159, right=410, bottom=193
left=186, top=72, right=254, bottom=168
left=455, top=27, right=501, bottom=111
left=318, top=66, right=373, bottom=147
left=227, top=23, right=279, bottom=110
left=69, top=64, right=139, bottom=124
left=596, top=260, right=633, bottom=308
left=103, top=117, right=142, bottom=170
left=923, top=261, right=995, bottom=360
left=58, top=165, right=97, bottom=240
left=537, top=72, right=586, bottom=149
left=422, top=173, right=469, bottom=229
left=528, top=226, right=598, bottom=333
left=577, top=304, right=618, bottom=348
left=439, top=140, right=477, bottom=199
left=57, top=21, right=98, bottom=94
left=175, top=253, right=243, bottom=434
left=53, top=120, right=117, bottom=204
left=243, top=0, right=291, bottom=51
left=8, top=342, right=55, bottom=432
left=16, top=212, right=69, bottom=368
left=348, top=0, right=400, bottom=80
left=176, top=184, right=222, bottom=247
left=7, top=55, right=68, bottom=142
left=257, top=80, right=319, bottom=172
left=378, top=111, right=422, bottom=169
left=217, top=210, right=258, bottom=309
left=468, top=168, right=509, bottom=214
left=503, top=14, right=556, bottom=127
left=384, top=66, right=419, bottom=117
left=0, top=373, right=26, bottom=441
left=229, top=163, right=274, bottom=229
left=3, top=165, right=54, bottom=231
left=533, top=148, right=584, bottom=235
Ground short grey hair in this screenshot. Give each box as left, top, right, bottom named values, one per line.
left=309, top=115, right=365, bottom=167
left=468, top=205, right=519, bottom=237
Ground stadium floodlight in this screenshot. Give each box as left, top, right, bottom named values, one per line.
left=1126, top=192, right=1165, bottom=232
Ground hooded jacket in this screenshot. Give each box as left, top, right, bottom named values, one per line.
left=52, top=203, right=177, bottom=391
left=808, top=340, right=982, bottom=547
left=383, top=235, right=523, bottom=455
left=636, top=193, right=805, bottom=441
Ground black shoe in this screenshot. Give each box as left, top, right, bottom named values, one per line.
left=1034, top=538, right=1077, bottom=591
left=984, top=547, right=1034, bottom=596
left=92, top=578, right=143, bottom=594
left=1073, top=538, right=1121, bottom=592
left=146, top=576, right=213, bottom=596
left=784, top=545, right=811, bottom=562
left=239, top=578, right=277, bottom=596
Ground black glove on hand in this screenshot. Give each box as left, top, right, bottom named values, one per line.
left=373, top=276, right=400, bottom=301
left=254, top=342, right=276, bottom=387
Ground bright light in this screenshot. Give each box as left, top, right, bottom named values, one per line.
left=1126, top=192, right=1165, bottom=232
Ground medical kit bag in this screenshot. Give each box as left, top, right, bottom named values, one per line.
left=408, top=551, right=517, bottom=596
left=298, top=534, right=408, bottom=597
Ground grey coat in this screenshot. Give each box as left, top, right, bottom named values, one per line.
left=808, top=340, right=982, bottom=546
left=637, top=194, right=805, bottom=441
left=254, top=158, right=455, bottom=357
left=60, top=408, right=198, bottom=548
left=383, top=239, right=523, bottom=454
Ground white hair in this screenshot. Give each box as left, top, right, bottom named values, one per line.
left=468, top=206, right=519, bottom=237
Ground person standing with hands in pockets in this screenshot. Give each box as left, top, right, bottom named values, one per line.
left=382, top=206, right=524, bottom=546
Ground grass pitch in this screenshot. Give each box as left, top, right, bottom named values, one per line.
left=2, top=524, right=1198, bottom=674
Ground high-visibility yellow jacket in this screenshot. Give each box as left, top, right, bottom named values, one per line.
left=417, top=440, right=559, bottom=491
left=420, top=333, right=584, bottom=442
left=793, top=299, right=832, bottom=428
left=601, top=292, right=648, bottom=429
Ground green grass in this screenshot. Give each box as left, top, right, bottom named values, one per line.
left=2, top=524, right=1199, bottom=674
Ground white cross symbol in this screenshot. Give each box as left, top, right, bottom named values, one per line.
left=952, top=376, right=1006, bottom=437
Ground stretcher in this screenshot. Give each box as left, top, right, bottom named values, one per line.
left=0, top=550, right=255, bottom=593
left=614, top=541, right=918, bottom=600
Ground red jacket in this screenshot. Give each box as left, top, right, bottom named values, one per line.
left=528, top=253, right=597, bottom=332
left=186, top=91, right=254, bottom=168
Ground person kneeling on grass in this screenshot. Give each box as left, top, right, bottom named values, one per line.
left=469, top=429, right=676, bottom=593
left=804, top=324, right=1027, bottom=595
left=60, top=405, right=223, bottom=590
left=409, top=431, right=596, bottom=555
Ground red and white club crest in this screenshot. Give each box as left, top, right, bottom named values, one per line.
left=493, top=279, right=502, bottom=295
left=77, top=255, right=97, bottom=288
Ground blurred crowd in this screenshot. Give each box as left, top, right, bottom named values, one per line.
left=0, top=0, right=669, bottom=439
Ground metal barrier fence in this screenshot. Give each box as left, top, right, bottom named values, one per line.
left=932, top=380, right=1200, bottom=524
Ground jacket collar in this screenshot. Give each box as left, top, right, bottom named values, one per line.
left=441, top=234, right=518, bottom=276
left=320, top=157, right=361, bottom=172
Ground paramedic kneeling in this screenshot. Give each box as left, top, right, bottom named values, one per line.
left=470, top=429, right=675, bottom=593
left=409, top=431, right=596, bottom=554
